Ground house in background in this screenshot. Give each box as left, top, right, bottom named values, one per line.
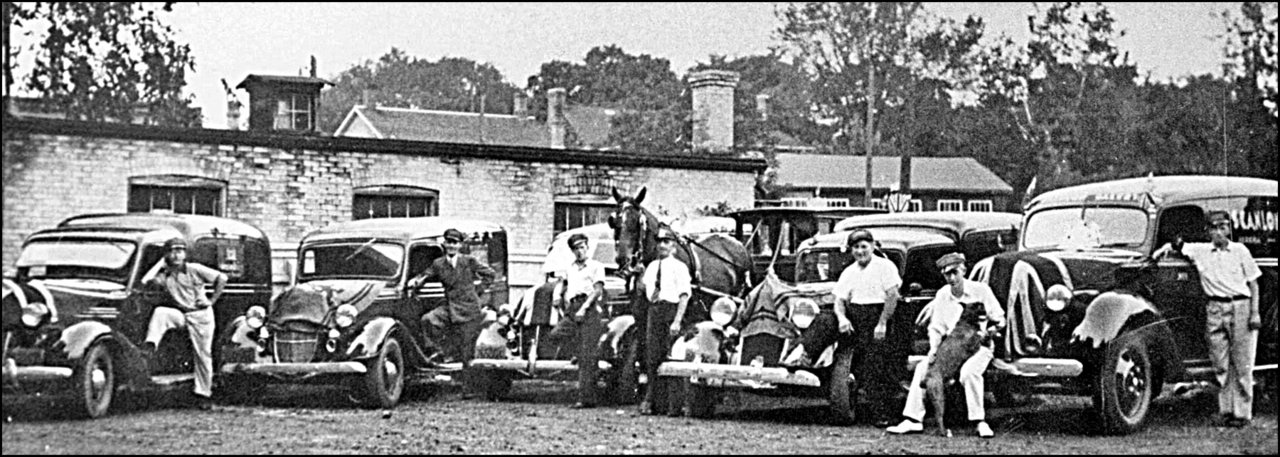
left=768, top=153, right=1015, bottom=212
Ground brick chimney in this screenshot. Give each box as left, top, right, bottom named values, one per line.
left=513, top=91, right=529, bottom=118
left=547, top=88, right=567, bottom=149
left=756, top=93, right=770, bottom=121
left=689, top=70, right=739, bottom=154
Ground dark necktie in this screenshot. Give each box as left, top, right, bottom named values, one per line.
left=650, top=260, right=663, bottom=302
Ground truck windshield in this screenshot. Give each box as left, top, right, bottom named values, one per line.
left=300, top=241, right=404, bottom=280
left=1023, top=207, right=1148, bottom=250
left=16, top=239, right=137, bottom=283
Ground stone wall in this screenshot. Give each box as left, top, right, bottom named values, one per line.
left=3, top=119, right=761, bottom=297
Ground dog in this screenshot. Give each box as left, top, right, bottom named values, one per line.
left=922, top=300, right=989, bottom=437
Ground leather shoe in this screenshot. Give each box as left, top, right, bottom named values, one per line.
left=975, top=421, right=995, bottom=438
left=886, top=419, right=923, bottom=434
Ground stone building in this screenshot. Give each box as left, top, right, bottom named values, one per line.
left=2, top=70, right=763, bottom=297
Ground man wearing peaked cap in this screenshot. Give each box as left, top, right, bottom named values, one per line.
left=407, top=228, right=496, bottom=370
left=140, top=236, right=227, bottom=409
left=888, top=251, right=1005, bottom=437
left=638, top=225, right=692, bottom=416
left=1154, top=210, right=1261, bottom=428
left=545, top=231, right=608, bottom=408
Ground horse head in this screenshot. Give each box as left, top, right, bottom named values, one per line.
left=608, top=186, right=658, bottom=278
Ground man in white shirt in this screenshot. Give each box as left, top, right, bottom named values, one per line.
left=545, top=233, right=608, bottom=408
left=1155, top=210, right=1262, bottom=428
left=888, top=252, right=1006, bottom=438
left=638, top=227, right=692, bottom=416
left=796, top=229, right=902, bottom=426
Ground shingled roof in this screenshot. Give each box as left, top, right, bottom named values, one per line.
left=774, top=153, right=1012, bottom=193
left=334, top=105, right=616, bottom=149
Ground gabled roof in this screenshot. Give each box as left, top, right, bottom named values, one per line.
left=235, top=75, right=332, bottom=89
left=773, top=153, right=1013, bottom=193
left=333, top=105, right=616, bottom=149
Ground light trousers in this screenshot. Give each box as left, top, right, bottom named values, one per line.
left=146, top=306, right=215, bottom=397
left=1206, top=298, right=1257, bottom=420
left=901, top=345, right=993, bottom=422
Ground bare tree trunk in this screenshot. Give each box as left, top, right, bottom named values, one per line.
left=864, top=57, right=876, bottom=206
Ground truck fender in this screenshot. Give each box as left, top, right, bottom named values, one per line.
left=671, top=321, right=729, bottom=363
left=57, top=321, right=114, bottom=360
left=225, top=316, right=260, bottom=350
left=598, top=315, right=637, bottom=358
left=1072, top=292, right=1184, bottom=379
left=346, top=317, right=399, bottom=359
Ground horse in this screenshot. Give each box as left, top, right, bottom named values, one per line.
left=607, top=186, right=752, bottom=317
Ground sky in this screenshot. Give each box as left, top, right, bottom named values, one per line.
left=15, top=2, right=1245, bottom=129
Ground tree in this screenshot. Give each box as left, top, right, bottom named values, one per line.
left=967, top=2, right=1142, bottom=192
left=1220, top=2, right=1278, bottom=179
left=690, top=53, right=831, bottom=152
left=527, top=45, right=686, bottom=152
left=777, top=3, right=989, bottom=203
left=5, top=2, right=199, bottom=126
left=318, top=48, right=518, bottom=133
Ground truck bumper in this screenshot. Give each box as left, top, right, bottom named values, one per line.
left=658, top=361, right=822, bottom=388
left=220, top=361, right=367, bottom=375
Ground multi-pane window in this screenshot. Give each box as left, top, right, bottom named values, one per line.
left=128, top=176, right=225, bottom=216
left=353, top=185, right=438, bottom=220
left=273, top=94, right=312, bottom=131
left=553, top=201, right=614, bottom=235
left=937, top=199, right=963, bottom=211
left=968, top=200, right=994, bottom=212
left=909, top=200, right=923, bottom=212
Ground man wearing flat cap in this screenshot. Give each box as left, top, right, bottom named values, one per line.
left=1155, top=210, right=1261, bottom=428
left=639, top=227, right=692, bottom=415
left=407, top=228, right=496, bottom=367
left=545, top=232, right=608, bottom=408
left=796, top=228, right=902, bottom=426
left=140, top=236, right=227, bottom=409
left=888, top=252, right=1006, bottom=437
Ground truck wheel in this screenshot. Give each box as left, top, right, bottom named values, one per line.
left=1094, top=334, right=1154, bottom=434
left=827, top=344, right=858, bottom=425
left=608, top=334, right=641, bottom=405
left=361, top=337, right=405, bottom=409
left=76, top=342, right=115, bottom=419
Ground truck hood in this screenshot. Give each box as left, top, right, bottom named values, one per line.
left=976, top=249, right=1145, bottom=356
left=270, top=279, right=386, bottom=327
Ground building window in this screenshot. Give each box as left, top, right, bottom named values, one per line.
left=274, top=94, right=312, bottom=131
left=353, top=185, right=438, bottom=220
left=554, top=201, right=614, bottom=235
left=968, top=200, right=993, bottom=212
left=909, top=200, right=923, bottom=212
left=128, top=175, right=225, bottom=215
left=871, top=199, right=888, bottom=210
left=937, top=199, right=963, bottom=211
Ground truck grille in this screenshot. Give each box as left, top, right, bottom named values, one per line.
left=273, top=330, right=319, bottom=363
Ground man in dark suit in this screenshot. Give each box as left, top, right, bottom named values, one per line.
left=407, top=228, right=497, bottom=366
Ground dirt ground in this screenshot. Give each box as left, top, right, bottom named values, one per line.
left=3, top=377, right=1276, bottom=455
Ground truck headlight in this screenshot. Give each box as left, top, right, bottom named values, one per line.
left=245, top=306, right=267, bottom=330
left=21, top=301, right=50, bottom=327
left=1045, top=284, right=1071, bottom=312
left=710, top=297, right=737, bottom=326
left=790, top=298, right=819, bottom=329
left=335, top=304, right=358, bottom=328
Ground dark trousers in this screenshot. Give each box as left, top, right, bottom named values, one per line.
left=423, top=309, right=485, bottom=366
left=800, top=303, right=896, bottom=421
left=643, top=300, right=679, bottom=412
left=547, top=296, right=605, bottom=405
